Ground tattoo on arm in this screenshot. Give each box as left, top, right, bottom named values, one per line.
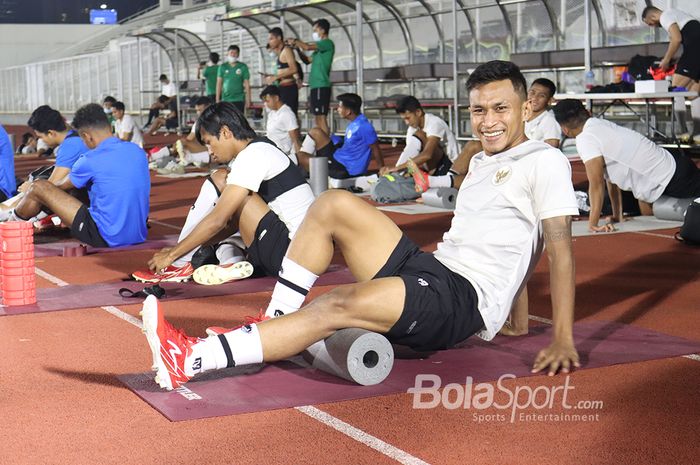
left=543, top=217, right=572, bottom=243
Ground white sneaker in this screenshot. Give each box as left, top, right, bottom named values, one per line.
left=193, top=261, right=254, bottom=285
left=157, top=160, right=185, bottom=175
left=174, top=140, right=185, bottom=163
left=693, top=135, right=700, bottom=145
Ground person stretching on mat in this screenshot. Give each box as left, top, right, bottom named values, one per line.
left=135, top=102, right=315, bottom=285
left=141, top=60, right=581, bottom=390
left=553, top=99, right=700, bottom=233
left=0, top=103, right=150, bottom=248
left=408, top=78, right=562, bottom=193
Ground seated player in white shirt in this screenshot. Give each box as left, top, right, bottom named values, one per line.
left=133, top=102, right=315, bottom=285
left=553, top=99, right=700, bottom=233
left=525, top=78, right=561, bottom=148
left=260, top=85, right=301, bottom=163
left=112, top=102, right=144, bottom=148
left=141, top=60, right=581, bottom=391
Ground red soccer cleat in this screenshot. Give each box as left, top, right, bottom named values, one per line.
left=205, top=309, right=275, bottom=336
left=406, top=159, right=430, bottom=193
left=132, top=263, right=194, bottom=283
left=140, top=295, right=201, bottom=390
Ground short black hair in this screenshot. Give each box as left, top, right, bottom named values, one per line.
left=27, top=105, right=67, bottom=133
left=396, top=96, right=422, bottom=114
left=194, top=96, right=211, bottom=107
left=552, top=99, right=590, bottom=128
left=159, top=74, right=168, bottom=81
left=531, top=78, right=557, bottom=98
left=260, top=85, right=281, bottom=99
left=196, top=102, right=257, bottom=145
left=313, top=19, right=330, bottom=35
left=642, top=6, right=660, bottom=20
left=466, top=60, right=527, bottom=100
left=113, top=101, right=125, bottom=112
left=21, top=132, right=34, bottom=144
left=71, top=103, right=111, bottom=132
left=103, top=96, right=117, bottom=105
left=269, top=27, right=283, bottom=39
left=228, top=45, right=240, bottom=53
left=209, top=52, right=219, bottom=64
left=337, top=93, right=362, bottom=114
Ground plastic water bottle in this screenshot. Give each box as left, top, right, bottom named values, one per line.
left=584, top=70, right=595, bottom=92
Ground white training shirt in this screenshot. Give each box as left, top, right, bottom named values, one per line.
left=575, top=118, right=676, bottom=203
left=525, top=110, right=561, bottom=143
left=114, top=114, right=144, bottom=148
left=433, top=140, right=579, bottom=341
left=226, top=141, right=314, bottom=238
left=266, top=104, right=299, bottom=160
left=161, top=82, right=177, bottom=97
left=402, top=113, right=460, bottom=163
left=660, top=8, right=696, bottom=32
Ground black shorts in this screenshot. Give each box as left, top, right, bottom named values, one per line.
left=678, top=21, right=700, bottom=81
left=246, top=210, right=291, bottom=276
left=375, top=235, right=483, bottom=351
left=309, top=87, right=331, bottom=115
left=231, top=101, right=245, bottom=113
left=279, top=83, right=299, bottom=115
left=70, top=205, right=109, bottom=248
left=165, top=116, right=178, bottom=130
left=663, top=150, right=700, bottom=198
left=317, top=141, right=352, bottom=179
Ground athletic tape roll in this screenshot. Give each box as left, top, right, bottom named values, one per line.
left=652, top=195, right=695, bottom=221
left=421, top=187, right=458, bottom=210
left=309, top=156, right=329, bottom=197
left=302, top=328, right=394, bottom=386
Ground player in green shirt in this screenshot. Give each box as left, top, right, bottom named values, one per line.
left=200, top=52, right=220, bottom=100
left=288, top=19, right=335, bottom=135
left=216, top=45, right=251, bottom=113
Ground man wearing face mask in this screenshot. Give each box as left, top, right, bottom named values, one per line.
left=102, top=96, right=117, bottom=133
left=287, top=19, right=334, bottom=135
left=217, top=45, right=251, bottom=113
left=0, top=104, right=150, bottom=248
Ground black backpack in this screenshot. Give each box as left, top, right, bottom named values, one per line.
left=676, top=201, right=700, bottom=245
left=628, top=55, right=659, bottom=81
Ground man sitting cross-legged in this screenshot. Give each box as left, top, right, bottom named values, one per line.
left=134, top=102, right=315, bottom=284
left=141, top=60, right=581, bottom=390
left=297, top=93, right=385, bottom=178
left=1, top=103, right=150, bottom=248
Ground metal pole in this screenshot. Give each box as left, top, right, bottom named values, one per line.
left=356, top=0, right=364, bottom=100
left=175, top=30, right=181, bottom=130
left=584, top=0, right=592, bottom=109
left=452, top=0, right=459, bottom=137
left=138, top=37, right=144, bottom=117
left=220, top=20, right=225, bottom=56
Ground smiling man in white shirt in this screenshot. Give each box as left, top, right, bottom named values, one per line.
left=141, top=60, right=581, bottom=391
left=525, top=78, right=561, bottom=148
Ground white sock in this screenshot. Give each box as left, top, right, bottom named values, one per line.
left=265, top=257, right=318, bottom=317
left=396, top=134, right=422, bottom=166
left=172, top=178, right=219, bottom=267
left=691, top=99, right=700, bottom=136
left=185, top=324, right=264, bottom=375
left=428, top=174, right=454, bottom=188
left=184, top=150, right=209, bottom=165
left=301, top=134, right=317, bottom=156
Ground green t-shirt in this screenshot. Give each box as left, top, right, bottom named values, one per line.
left=218, top=62, right=250, bottom=102
left=203, top=64, right=219, bottom=96
left=309, top=38, right=334, bottom=89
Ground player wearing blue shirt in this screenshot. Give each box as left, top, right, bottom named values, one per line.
left=2, top=104, right=150, bottom=248
left=0, top=124, right=16, bottom=201
left=297, top=93, right=384, bottom=178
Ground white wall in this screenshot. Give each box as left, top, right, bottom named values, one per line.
left=0, top=24, right=116, bottom=68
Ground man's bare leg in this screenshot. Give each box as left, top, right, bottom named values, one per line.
left=315, top=114, right=329, bottom=136
left=298, top=127, right=333, bottom=172
left=14, top=180, right=82, bottom=225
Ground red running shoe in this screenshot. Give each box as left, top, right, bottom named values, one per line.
left=132, top=263, right=194, bottom=283
left=205, top=309, right=276, bottom=336
left=140, top=295, right=201, bottom=390
left=406, top=159, right=430, bottom=193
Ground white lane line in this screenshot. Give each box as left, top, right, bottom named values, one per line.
left=35, top=267, right=70, bottom=287
left=683, top=354, right=700, bottom=362
left=631, top=231, right=676, bottom=239
left=296, top=406, right=431, bottom=465
left=148, top=219, right=183, bottom=231
left=33, top=267, right=142, bottom=329
left=100, top=305, right=143, bottom=329
left=528, top=315, right=553, bottom=324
